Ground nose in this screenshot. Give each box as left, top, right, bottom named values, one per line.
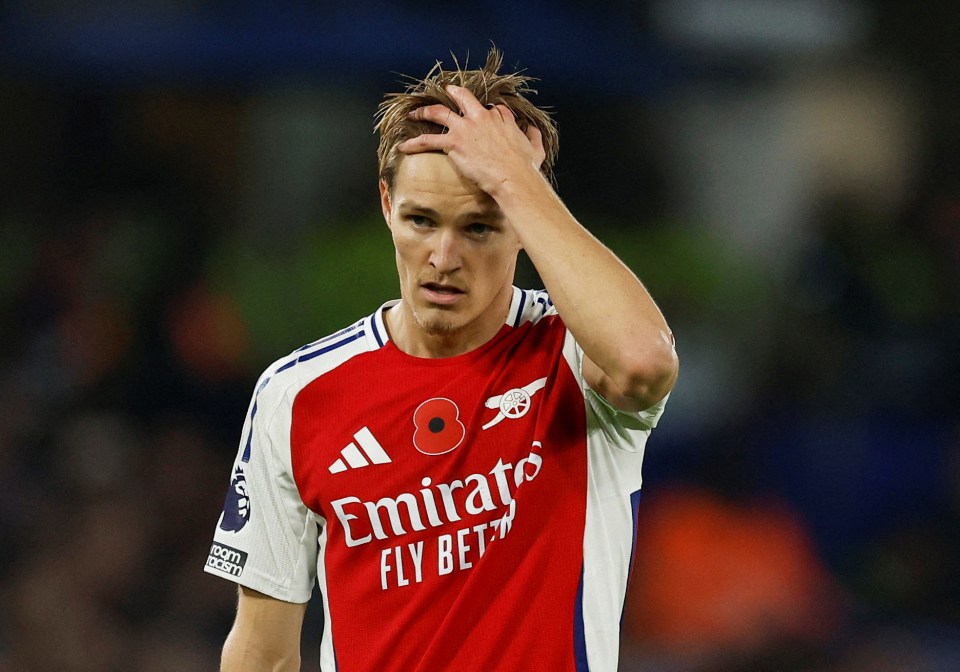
left=428, top=229, right=462, bottom=274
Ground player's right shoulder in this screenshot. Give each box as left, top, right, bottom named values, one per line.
left=256, top=318, right=366, bottom=400
left=248, top=303, right=393, bottom=410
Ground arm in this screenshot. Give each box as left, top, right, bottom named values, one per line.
left=400, top=86, right=678, bottom=411
left=490, top=172, right=677, bottom=412
left=221, top=586, right=307, bottom=672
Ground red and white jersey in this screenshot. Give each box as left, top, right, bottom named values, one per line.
left=206, top=287, right=667, bottom=672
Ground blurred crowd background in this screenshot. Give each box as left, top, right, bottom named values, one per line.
left=1, top=1, right=958, bottom=670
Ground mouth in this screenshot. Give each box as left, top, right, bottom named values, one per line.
left=420, top=282, right=466, bottom=305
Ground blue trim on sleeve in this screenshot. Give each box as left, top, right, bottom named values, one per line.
left=535, top=294, right=550, bottom=317
left=294, top=329, right=366, bottom=364
left=241, top=403, right=256, bottom=463
left=274, top=359, right=296, bottom=374
left=629, top=490, right=642, bottom=568
left=574, top=565, right=589, bottom=671
left=371, top=314, right=385, bottom=347
left=513, top=289, right=527, bottom=327
left=277, top=327, right=364, bottom=373
left=241, top=329, right=366, bottom=462
left=294, top=322, right=362, bottom=353
left=240, top=376, right=272, bottom=463
left=621, top=489, right=642, bottom=628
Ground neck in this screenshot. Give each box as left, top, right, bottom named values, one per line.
left=384, top=289, right=513, bottom=359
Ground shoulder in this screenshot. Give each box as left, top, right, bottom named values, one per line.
left=250, top=303, right=395, bottom=412
left=508, top=287, right=558, bottom=328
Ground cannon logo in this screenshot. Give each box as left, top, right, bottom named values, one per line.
left=482, top=377, right=547, bottom=430
left=207, top=542, right=248, bottom=577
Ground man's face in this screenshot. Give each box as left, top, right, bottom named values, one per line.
left=380, top=153, right=521, bottom=346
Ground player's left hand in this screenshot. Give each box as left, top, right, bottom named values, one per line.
left=398, top=84, right=546, bottom=197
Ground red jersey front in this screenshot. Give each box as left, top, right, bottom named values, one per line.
left=206, top=288, right=668, bottom=671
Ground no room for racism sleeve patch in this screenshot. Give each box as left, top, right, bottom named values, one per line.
left=206, top=542, right=248, bottom=578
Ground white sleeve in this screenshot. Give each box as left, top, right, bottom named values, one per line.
left=204, top=371, right=319, bottom=604
left=562, top=331, right=670, bottom=441
left=530, top=287, right=669, bottom=437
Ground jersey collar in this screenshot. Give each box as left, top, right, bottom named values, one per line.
left=367, top=287, right=525, bottom=350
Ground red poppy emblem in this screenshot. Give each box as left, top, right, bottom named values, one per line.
left=413, top=397, right=466, bottom=455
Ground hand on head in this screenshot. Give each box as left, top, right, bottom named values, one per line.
left=398, top=85, right=546, bottom=196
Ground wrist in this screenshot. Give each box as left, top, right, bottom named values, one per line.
left=486, top=163, right=550, bottom=204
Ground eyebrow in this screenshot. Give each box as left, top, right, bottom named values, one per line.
left=397, top=202, right=441, bottom=219
left=397, top=201, right=500, bottom=221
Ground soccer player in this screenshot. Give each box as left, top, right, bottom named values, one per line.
left=206, top=48, right=679, bottom=671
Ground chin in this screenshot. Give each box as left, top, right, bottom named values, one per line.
left=413, top=308, right=463, bottom=336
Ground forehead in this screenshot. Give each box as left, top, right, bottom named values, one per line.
left=392, top=153, right=500, bottom=217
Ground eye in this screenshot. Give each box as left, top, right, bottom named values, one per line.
left=466, top=222, right=493, bottom=237
left=409, top=214, right=433, bottom=228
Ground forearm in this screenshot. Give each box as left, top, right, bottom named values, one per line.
left=397, top=83, right=677, bottom=402
left=221, top=587, right=306, bottom=672
left=493, top=169, right=678, bottom=401
left=221, top=628, right=301, bottom=672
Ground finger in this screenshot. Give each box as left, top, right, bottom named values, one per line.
left=397, top=133, right=451, bottom=155
left=445, top=84, right=485, bottom=117
left=491, top=103, right=518, bottom=124
left=524, top=124, right=547, bottom=168
left=409, top=104, right=462, bottom=128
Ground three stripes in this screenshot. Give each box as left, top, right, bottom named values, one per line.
left=328, top=427, right=392, bottom=473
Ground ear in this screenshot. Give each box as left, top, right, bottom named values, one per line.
left=379, top=179, right=393, bottom=229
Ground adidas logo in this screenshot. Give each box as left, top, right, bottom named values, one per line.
left=329, top=427, right=391, bottom=474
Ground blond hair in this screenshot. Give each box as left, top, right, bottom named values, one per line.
left=375, top=47, right=558, bottom=189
